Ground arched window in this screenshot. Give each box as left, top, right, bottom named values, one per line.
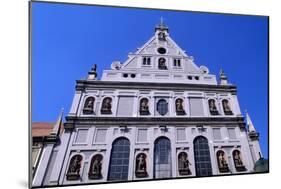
left=158, top=57, right=167, bottom=70
left=208, top=99, right=219, bottom=115
left=108, top=137, right=130, bottom=181
left=66, top=154, right=83, bottom=180
left=83, top=97, right=95, bottom=114
left=216, top=150, right=229, bottom=173
left=142, top=57, right=151, bottom=65
left=101, top=97, right=112, bottom=114
left=178, top=152, right=191, bottom=175
left=175, top=98, right=185, bottom=115
left=193, top=136, right=212, bottom=176
left=135, top=153, right=148, bottom=178
left=222, top=99, right=233, bottom=115
left=154, top=137, right=172, bottom=179
left=88, top=154, right=103, bottom=179
left=157, top=99, right=168, bottom=116
left=139, top=98, right=150, bottom=115
left=232, top=150, right=246, bottom=171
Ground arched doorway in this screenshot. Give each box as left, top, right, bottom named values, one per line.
left=108, top=137, right=130, bottom=181
left=193, top=136, right=213, bottom=176
left=154, top=137, right=172, bottom=178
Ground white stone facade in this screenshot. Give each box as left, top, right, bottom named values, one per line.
left=32, top=21, right=263, bottom=187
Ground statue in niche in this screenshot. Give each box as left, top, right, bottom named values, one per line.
left=176, top=99, right=185, bottom=115
left=135, top=153, right=148, bottom=177
left=83, top=97, right=94, bottom=114
left=158, top=58, right=167, bottom=70
left=89, top=155, right=103, bottom=179
left=233, top=150, right=246, bottom=171
left=222, top=99, right=233, bottom=115
left=101, top=97, right=112, bottom=114
left=158, top=32, right=166, bottom=41
left=234, top=151, right=243, bottom=166
left=209, top=99, right=219, bottom=115
left=178, top=152, right=191, bottom=175
left=66, top=155, right=82, bottom=180
left=217, top=151, right=229, bottom=172
left=140, top=98, right=149, bottom=115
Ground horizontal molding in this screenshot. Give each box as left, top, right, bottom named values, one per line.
left=75, top=80, right=237, bottom=94
left=64, top=116, right=245, bottom=129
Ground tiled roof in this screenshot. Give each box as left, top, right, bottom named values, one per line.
left=32, top=122, right=64, bottom=137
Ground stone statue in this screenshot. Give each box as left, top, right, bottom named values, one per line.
left=86, top=98, right=94, bottom=109
left=136, top=154, right=146, bottom=172
left=223, top=100, right=231, bottom=112
left=102, top=98, right=112, bottom=111
left=176, top=99, right=184, bottom=112
left=69, top=156, right=81, bottom=173
left=234, top=151, right=243, bottom=167
left=218, top=152, right=228, bottom=168
left=158, top=58, right=167, bottom=70
left=179, top=153, right=191, bottom=169
left=91, top=156, right=102, bottom=174
left=140, top=99, right=149, bottom=112
left=158, top=32, right=166, bottom=41
left=209, top=99, right=217, bottom=111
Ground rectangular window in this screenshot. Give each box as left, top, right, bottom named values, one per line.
left=173, top=59, right=181, bottom=67
left=95, top=129, right=107, bottom=143
left=176, top=128, right=186, bottom=141
left=213, top=128, right=222, bottom=140
left=147, top=57, right=151, bottom=65
left=142, top=57, right=151, bottom=65
left=228, top=128, right=237, bottom=140
left=75, top=129, right=88, bottom=143
left=142, top=57, right=147, bottom=65
left=137, top=129, right=148, bottom=142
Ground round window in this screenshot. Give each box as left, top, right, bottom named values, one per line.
left=157, top=47, right=167, bottom=54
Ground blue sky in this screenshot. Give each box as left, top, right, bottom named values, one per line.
left=31, top=2, right=268, bottom=158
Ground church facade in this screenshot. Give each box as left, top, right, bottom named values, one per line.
left=32, top=21, right=263, bottom=187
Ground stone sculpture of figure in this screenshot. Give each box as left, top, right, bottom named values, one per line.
left=158, top=32, right=166, bottom=41
left=176, top=99, right=184, bottom=112
left=136, top=154, right=146, bottom=172
left=102, top=98, right=112, bottom=111
left=209, top=99, right=217, bottom=111
left=86, top=98, right=94, bottom=109
left=91, top=156, right=102, bottom=174
left=69, top=155, right=81, bottom=174
left=222, top=100, right=231, bottom=112
left=234, top=151, right=243, bottom=167
left=158, top=58, right=167, bottom=70
left=140, top=99, right=149, bottom=112
left=179, top=153, right=191, bottom=169
left=218, top=152, right=228, bottom=168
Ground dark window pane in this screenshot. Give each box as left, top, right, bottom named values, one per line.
left=154, top=137, right=172, bottom=178
left=108, top=138, right=130, bottom=181
left=193, top=137, right=213, bottom=176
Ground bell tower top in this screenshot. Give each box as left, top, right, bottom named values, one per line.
left=155, top=17, right=169, bottom=33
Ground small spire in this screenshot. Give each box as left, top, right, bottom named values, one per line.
left=219, top=68, right=228, bottom=85
left=246, top=110, right=256, bottom=133
left=50, top=108, right=64, bottom=137
left=87, top=64, right=98, bottom=80
left=155, top=17, right=169, bottom=32
left=160, top=17, right=164, bottom=26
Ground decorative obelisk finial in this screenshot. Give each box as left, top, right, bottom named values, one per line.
left=219, top=68, right=228, bottom=85
left=87, top=64, right=98, bottom=80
